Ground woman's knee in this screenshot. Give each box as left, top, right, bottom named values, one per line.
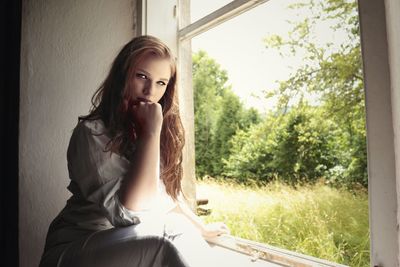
left=60, top=235, right=185, bottom=267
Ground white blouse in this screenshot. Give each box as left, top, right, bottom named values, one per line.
left=43, top=119, right=177, bottom=251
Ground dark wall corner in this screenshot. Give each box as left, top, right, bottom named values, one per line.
left=1, top=0, right=21, bottom=266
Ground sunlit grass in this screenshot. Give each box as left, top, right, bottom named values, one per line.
left=196, top=178, right=370, bottom=267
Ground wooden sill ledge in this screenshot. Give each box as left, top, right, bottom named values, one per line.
left=205, top=235, right=349, bottom=267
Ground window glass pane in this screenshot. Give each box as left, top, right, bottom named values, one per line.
left=192, top=0, right=303, bottom=114
left=191, top=0, right=369, bottom=266
left=190, top=0, right=234, bottom=23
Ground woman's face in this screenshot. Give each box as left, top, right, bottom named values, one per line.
left=130, top=55, right=171, bottom=104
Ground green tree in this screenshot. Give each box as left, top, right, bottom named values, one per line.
left=211, top=90, right=245, bottom=175
left=193, top=51, right=261, bottom=178
left=224, top=104, right=338, bottom=184
left=272, top=105, right=338, bottom=184
left=264, top=0, right=367, bottom=187
left=241, top=107, right=262, bottom=128
left=223, top=115, right=277, bottom=182
left=193, top=51, right=228, bottom=177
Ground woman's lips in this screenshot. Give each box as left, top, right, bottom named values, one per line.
left=137, top=97, right=151, bottom=103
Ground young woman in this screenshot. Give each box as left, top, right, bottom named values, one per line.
left=39, top=35, right=229, bottom=267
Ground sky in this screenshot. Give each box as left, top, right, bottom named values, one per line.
left=190, top=0, right=347, bottom=115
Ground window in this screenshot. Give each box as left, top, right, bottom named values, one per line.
left=139, top=0, right=400, bottom=266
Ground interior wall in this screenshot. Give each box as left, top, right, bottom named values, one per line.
left=19, top=0, right=136, bottom=266
left=384, top=0, right=400, bottom=265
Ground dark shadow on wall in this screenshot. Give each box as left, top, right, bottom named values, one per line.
left=0, top=0, right=21, bottom=266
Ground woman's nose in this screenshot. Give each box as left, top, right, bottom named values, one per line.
left=143, top=80, right=154, bottom=96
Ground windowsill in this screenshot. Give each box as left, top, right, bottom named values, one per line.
left=205, top=235, right=349, bottom=267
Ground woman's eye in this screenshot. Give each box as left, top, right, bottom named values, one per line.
left=157, top=81, right=167, bottom=86
left=136, top=73, right=147, bottom=79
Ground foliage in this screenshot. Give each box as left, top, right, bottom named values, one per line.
left=272, top=105, right=338, bottom=183
left=262, top=0, right=367, bottom=187
left=193, top=51, right=261, bottom=177
left=197, top=178, right=370, bottom=267
left=193, top=0, right=367, bottom=188
left=222, top=115, right=276, bottom=182
left=224, top=103, right=343, bottom=185
left=193, top=51, right=228, bottom=177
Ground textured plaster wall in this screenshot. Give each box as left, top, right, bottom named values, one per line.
left=19, top=0, right=135, bottom=266
left=384, top=0, right=400, bottom=265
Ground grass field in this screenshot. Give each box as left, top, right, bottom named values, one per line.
left=196, top=178, right=370, bottom=267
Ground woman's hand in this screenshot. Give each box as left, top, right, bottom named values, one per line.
left=200, top=222, right=230, bottom=238
left=130, top=100, right=163, bottom=137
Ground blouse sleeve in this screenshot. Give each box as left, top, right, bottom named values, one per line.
left=67, top=120, right=141, bottom=227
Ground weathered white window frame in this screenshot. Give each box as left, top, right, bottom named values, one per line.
left=137, top=0, right=400, bottom=266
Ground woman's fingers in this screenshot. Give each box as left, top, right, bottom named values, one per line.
left=218, top=224, right=230, bottom=235
left=204, top=222, right=230, bottom=237
left=217, top=222, right=230, bottom=235
left=130, top=101, right=163, bottom=136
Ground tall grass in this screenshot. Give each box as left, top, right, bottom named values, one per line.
left=196, top=178, right=370, bottom=267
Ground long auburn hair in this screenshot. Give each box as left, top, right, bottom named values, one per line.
left=79, top=35, right=185, bottom=200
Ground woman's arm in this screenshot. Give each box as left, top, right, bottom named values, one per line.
left=119, top=102, right=163, bottom=211
left=171, top=201, right=230, bottom=238
left=119, top=133, right=160, bottom=211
